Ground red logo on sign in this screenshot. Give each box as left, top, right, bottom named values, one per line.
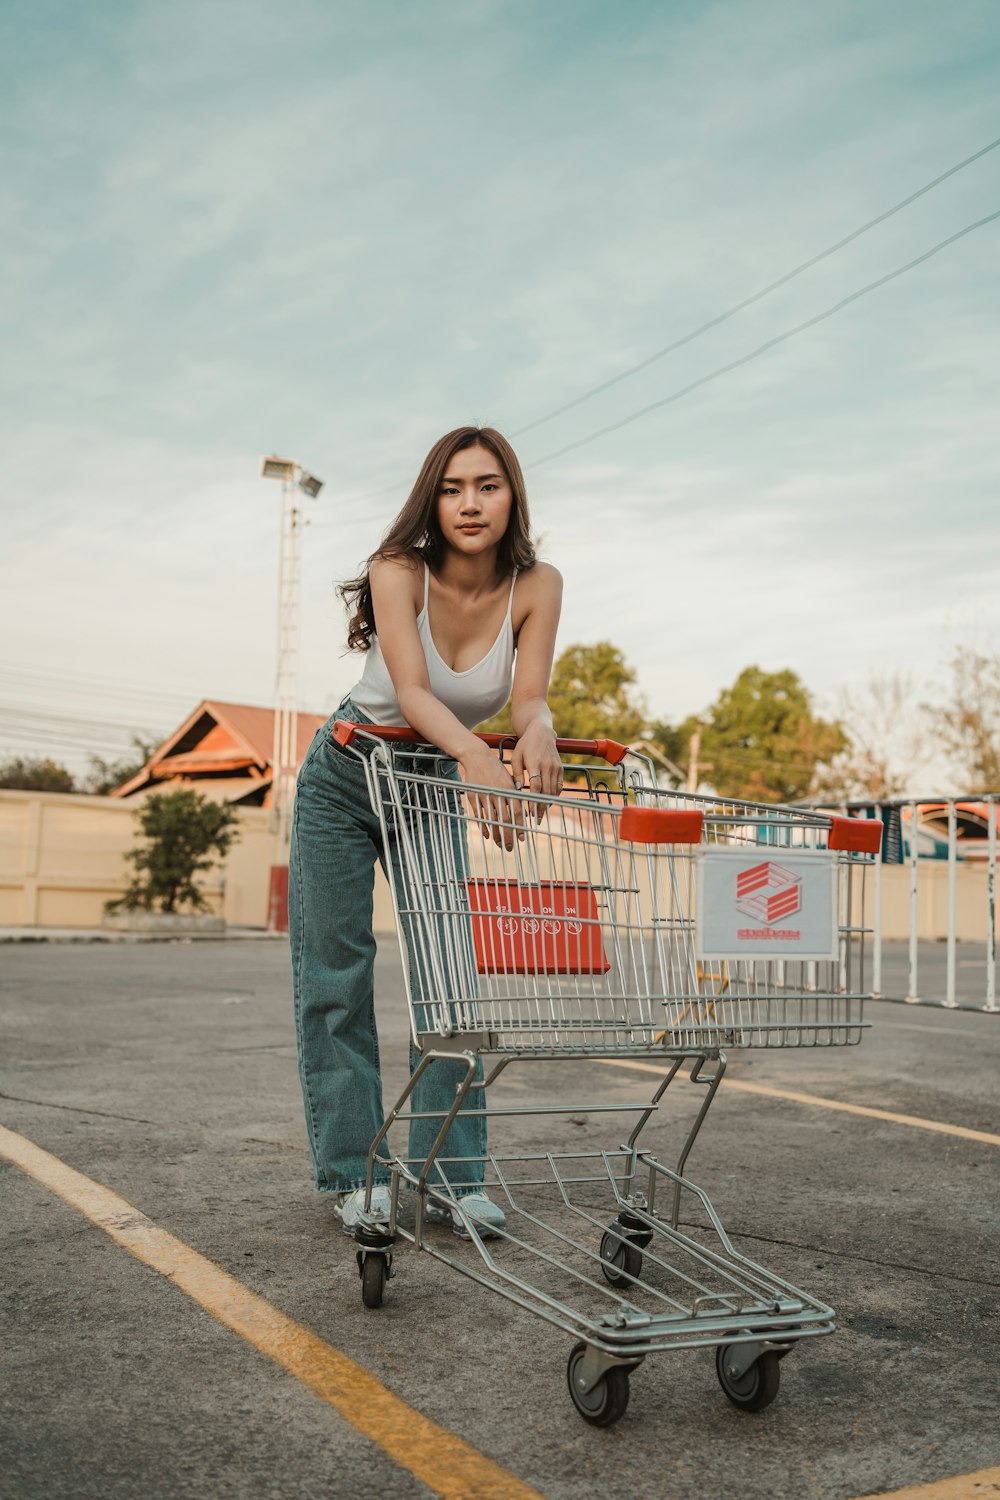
left=734, top=861, right=802, bottom=924
left=465, top=880, right=609, bottom=974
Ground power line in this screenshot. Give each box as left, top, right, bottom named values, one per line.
left=308, top=134, right=1000, bottom=509
left=0, top=724, right=158, bottom=755
left=0, top=704, right=166, bottom=737
left=0, top=736, right=138, bottom=760
left=524, top=209, right=1000, bottom=469
left=0, top=662, right=199, bottom=710
left=0, top=698, right=171, bottom=766
left=308, top=496, right=406, bottom=528
left=511, top=134, right=1000, bottom=438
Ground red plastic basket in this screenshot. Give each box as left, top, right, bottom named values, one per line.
left=465, top=879, right=610, bottom=975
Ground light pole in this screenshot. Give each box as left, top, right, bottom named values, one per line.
left=260, top=455, right=323, bottom=930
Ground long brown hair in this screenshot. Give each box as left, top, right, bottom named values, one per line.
left=340, top=426, right=537, bottom=651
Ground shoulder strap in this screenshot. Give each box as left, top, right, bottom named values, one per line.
left=506, top=568, right=518, bottom=618
left=423, top=561, right=430, bottom=610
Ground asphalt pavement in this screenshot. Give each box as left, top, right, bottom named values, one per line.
left=1, top=938, right=998, bottom=1500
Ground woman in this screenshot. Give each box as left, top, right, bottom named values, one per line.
left=289, top=426, right=563, bottom=1238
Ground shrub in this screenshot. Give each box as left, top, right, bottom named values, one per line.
left=106, top=790, right=241, bottom=915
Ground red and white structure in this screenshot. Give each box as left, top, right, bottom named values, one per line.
left=260, top=456, right=323, bottom=929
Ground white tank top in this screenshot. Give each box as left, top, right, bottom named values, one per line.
left=349, top=564, right=517, bottom=730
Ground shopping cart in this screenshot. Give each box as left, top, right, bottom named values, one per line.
left=332, top=721, right=881, bottom=1426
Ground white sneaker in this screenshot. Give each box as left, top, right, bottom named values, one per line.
left=423, top=1191, right=506, bottom=1238
left=334, top=1185, right=391, bottom=1234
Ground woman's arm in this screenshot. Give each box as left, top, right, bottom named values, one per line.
left=508, top=562, right=564, bottom=801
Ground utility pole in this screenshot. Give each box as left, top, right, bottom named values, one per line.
left=272, top=473, right=303, bottom=852
left=687, top=731, right=700, bottom=794
left=260, top=456, right=323, bottom=930
left=687, top=730, right=713, bottom=795
left=630, top=739, right=686, bottom=788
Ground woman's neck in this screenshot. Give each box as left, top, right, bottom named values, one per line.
left=433, top=548, right=505, bottom=599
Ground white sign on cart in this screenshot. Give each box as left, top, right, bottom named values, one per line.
left=696, top=847, right=838, bottom=961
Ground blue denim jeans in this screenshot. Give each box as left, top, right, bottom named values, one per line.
left=288, top=698, right=486, bottom=1194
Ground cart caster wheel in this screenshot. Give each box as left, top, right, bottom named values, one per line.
left=566, top=1342, right=630, bottom=1426
left=715, top=1345, right=780, bottom=1411
left=360, top=1253, right=387, bottom=1310
left=599, top=1227, right=643, bottom=1288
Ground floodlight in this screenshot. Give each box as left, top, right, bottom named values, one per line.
left=260, top=455, right=296, bottom=481
left=298, top=471, right=324, bottom=498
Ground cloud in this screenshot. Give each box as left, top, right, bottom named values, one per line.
left=1, top=0, right=998, bottom=761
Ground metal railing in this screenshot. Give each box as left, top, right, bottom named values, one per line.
left=800, top=795, right=998, bottom=1014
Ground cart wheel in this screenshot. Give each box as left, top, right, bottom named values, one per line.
left=360, top=1254, right=386, bottom=1310
left=715, top=1345, right=780, bottom=1411
left=599, top=1227, right=643, bottom=1288
left=566, top=1342, right=630, bottom=1427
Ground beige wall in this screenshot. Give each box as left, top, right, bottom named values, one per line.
left=2, top=787, right=995, bottom=944
left=0, top=789, right=396, bottom=931
left=869, top=860, right=997, bottom=943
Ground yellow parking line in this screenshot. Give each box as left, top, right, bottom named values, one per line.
left=0, top=1124, right=544, bottom=1500
left=848, top=1464, right=1000, bottom=1498
left=597, top=1060, right=1000, bottom=1146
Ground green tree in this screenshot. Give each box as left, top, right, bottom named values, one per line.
left=479, top=641, right=648, bottom=743
left=0, top=757, right=76, bottom=793
left=107, top=790, right=241, bottom=915
left=679, top=666, right=847, bottom=803
left=548, top=642, right=648, bottom=744
left=924, top=645, right=1000, bottom=791
left=478, top=641, right=651, bottom=781
left=84, top=737, right=157, bottom=795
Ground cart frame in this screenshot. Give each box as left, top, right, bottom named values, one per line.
left=332, top=721, right=881, bottom=1425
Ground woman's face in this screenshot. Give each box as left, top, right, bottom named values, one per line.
left=436, top=443, right=513, bottom=560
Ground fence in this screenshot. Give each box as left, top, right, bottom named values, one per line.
left=837, top=797, right=997, bottom=1013
left=2, top=788, right=996, bottom=1013
left=0, top=789, right=396, bottom=931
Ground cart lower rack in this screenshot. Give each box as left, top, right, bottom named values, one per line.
left=334, top=722, right=881, bottom=1426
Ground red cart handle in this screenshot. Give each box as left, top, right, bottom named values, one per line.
left=332, top=720, right=630, bottom=766
left=827, top=815, right=883, bottom=854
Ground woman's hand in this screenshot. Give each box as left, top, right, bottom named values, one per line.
left=511, top=722, right=563, bottom=820
left=458, top=743, right=525, bottom=850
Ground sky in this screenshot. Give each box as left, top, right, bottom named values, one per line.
left=1, top=0, right=998, bottom=779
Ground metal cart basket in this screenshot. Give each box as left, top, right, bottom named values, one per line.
left=333, top=721, right=881, bottom=1426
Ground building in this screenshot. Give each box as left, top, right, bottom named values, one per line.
left=110, top=700, right=327, bottom=805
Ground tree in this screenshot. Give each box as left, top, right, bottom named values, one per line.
left=548, top=642, right=649, bottom=745
left=478, top=641, right=651, bottom=781
left=813, top=672, right=929, bottom=801
left=0, top=757, right=76, bottom=793
left=106, top=790, right=241, bottom=915
left=678, top=666, right=847, bottom=803
left=480, top=641, right=648, bottom=743
left=924, top=645, right=1000, bottom=792
left=84, top=737, right=157, bottom=796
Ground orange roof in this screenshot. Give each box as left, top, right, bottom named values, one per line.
left=197, top=700, right=327, bottom=767
left=111, top=700, right=328, bottom=799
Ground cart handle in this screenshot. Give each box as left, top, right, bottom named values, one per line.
left=332, top=720, right=630, bottom=766
left=828, top=816, right=883, bottom=854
